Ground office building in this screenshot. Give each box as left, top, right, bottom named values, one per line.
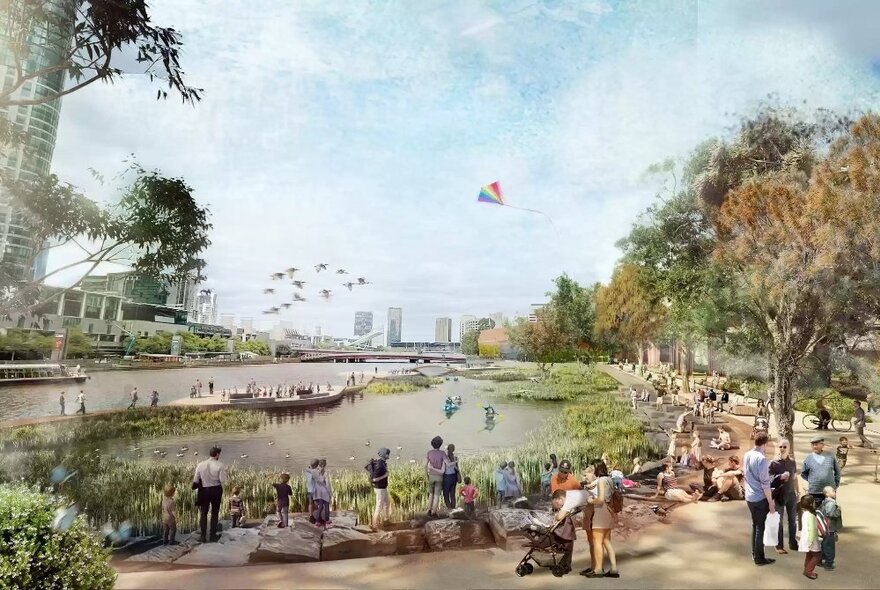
left=435, top=317, right=452, bottom=343
left=219, top=313, right=235, bottom=329
left=459, top=314, right=480, bottom=342
left=240, top=317, right=254, bottom=334
left=0, top=3, right=73, bottom=280
left=386, top=307, right=402, bottom=345
left=354, top=311, right=373, bottom=337
left=192, top=290, right=217, bottom=325
left=489, top=312, right=505, bottom=328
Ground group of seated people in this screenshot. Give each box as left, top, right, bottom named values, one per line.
left=655, top=454, right=744, bottom=503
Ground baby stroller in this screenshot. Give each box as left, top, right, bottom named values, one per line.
left=515, top=507, right=582, bottom=578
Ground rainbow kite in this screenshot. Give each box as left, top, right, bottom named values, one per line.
left=477, top=181, right=554, bottom=227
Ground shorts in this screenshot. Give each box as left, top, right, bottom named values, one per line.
left=427, top=473, right=443, bottom=495
left=592, top=504, right=615, bottom=530
left=724, top=483, right=744, bottom=500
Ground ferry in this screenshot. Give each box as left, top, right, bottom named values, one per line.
left=0, top=364, right=88, bottom=386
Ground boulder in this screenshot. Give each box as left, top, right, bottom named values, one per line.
left=321, top=527, right=397, bottom=561
left=124, top=535, right=199, bottom=563
left=174, top=527, right=261, bottom=567
left=328, top=510, right=359, bottom=528
left=251, top=521, right=321, bottom=564
left=448, top=508, right=468, bottom=520
left=488, top=508, right=554, bottom=551
left=388, top=528, right=427, bottom=555
left=512, top=497, right=532, bottom=509
left=423, top=519, right=494, bottom=551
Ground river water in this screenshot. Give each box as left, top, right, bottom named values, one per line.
left=0, top=363, right=553, bottom=468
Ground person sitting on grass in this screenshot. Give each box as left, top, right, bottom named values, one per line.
left=654, top=461, right=703, bottom=503
left=710, top=426, right=732, bottom=450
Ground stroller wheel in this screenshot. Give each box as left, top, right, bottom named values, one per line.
left=515, top=563, right=533, bottom=577
left=551, top=565, right=566, bottom=577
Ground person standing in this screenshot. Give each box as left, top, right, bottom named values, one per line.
left=150, top=390, right=159, bottom=408
left=128, top=387, right=138, bottom=410
left=425, top=436, right=446, bottom=517
left=76, top=390, right=86, bottom=414
left=442, top=444, right=460, bottom=509
left=769, top=438, right=799, bottom=554
left=161, top=484, right=178, bottom=545
left=196, top=380, right=202, bottom=397
left=312, top=459, right=332, bottom=528
left=367, top=448, right=390, bottom=530
left=59, top=391, right=66, bottom=416
left=494, top=461, right=508, bottom=506
left=743, top=431, right=776, bottom=566
left=798, top=494, right=822, bottom=580
left=273, top=473, right=293, bottom=528
left=853, top=401, right=873, bottom=448
left=193, top=446, right=226, bottom=543
left=208, top=377, right=214, bottom=396
left=801, top=436, right=840, bottom=506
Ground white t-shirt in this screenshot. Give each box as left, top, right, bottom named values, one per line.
left=560, top=489, right=591, bottom=512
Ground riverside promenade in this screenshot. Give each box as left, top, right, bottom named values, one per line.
left=116, top=366, right=880, bottom=589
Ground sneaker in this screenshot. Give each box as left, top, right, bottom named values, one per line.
left=823, top=565, right=835, bottom=571
left=277, top=522, right=285, bottom=528
left=754, top=559, right=776, bottom=566
left=775, top=548, right=788, bottom=554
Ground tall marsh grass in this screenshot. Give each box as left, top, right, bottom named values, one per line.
left=364, top=376, right=441, bottom=395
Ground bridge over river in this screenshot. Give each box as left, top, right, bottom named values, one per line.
left=298, top=350, right=466, bottom=364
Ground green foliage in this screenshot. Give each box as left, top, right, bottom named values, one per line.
left=235, top=339, right=270, bottom=356
left=0, top=484, right=116, bottom=589
left=478, top=343, right=501, bottom=358
left=461, top=330, right=480, bottom=355
left=793, top=389, right=855, bottom=421
left=478, top=363, right=619, bottom=401
left=507, top=307, right=576, bottom=374
left=0, top=328, right=53, bottom=359
left=548, top=273, right=598, bottom=347
left=364, top=376, right=438, bottom=395
left=0, top=408, right=263, bottom=450
left=64, top=328, right=94, bottom=358
left=125, top=331, right=236, bottom=355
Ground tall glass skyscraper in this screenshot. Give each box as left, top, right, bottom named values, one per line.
left=386, top=307, right=402, bottom=345
left=0, top=1, right=72, bottom=280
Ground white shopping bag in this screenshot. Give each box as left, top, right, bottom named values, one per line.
left=763, top=512, right=780, bottom=546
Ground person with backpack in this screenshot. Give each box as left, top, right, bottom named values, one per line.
left=819, top=485, right=842, bottom=571
left=366, top=448, right=391, bottom=530
left=798, top=494, right=822, bottom=580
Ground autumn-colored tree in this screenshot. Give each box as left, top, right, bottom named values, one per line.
left=714, top=113, right=880, bottom=442
left=508, top=305, right=575, bottom=377
left=594, top=263, right=666, bottom=370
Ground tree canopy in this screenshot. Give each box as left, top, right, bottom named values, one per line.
left=594, top=263, right=665, bottom=362
left=1, top=0, right=201, bottom=109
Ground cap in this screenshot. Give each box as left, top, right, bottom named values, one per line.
left=810, top=436, right=825, bottom=444
left=558, top=459, right=572, bottom=473
left=377, top=447, right=390, bottom=457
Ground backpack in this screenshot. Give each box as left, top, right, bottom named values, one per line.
left=609, top=488, right=624, bottom=513
left=816, top=511, right=829, bottom=539
left=364, top=460, right=377, bottom=482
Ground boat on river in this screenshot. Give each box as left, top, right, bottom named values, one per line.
left=0, top=364, right=88, bottom=386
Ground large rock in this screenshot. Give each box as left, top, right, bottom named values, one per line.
left=321, top=527, right=396, bottom=561
left=488, top=508, right=554, bottom=551
left=124, top=535, right=199, bottom=563
left=174, top=527, right=261, bottom=567
left=290, top=509, right=358, bottom=529
left=388, top=528, right=427, bottom=555
left=423, top=519, right=494, bottom=551
left=251, top=521, right=321, bottom=563
left=448, top=508, right=468, bottom=520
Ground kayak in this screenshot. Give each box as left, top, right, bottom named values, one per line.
left=443, top=404, right=459, bottom=412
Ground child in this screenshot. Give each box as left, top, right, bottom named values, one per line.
left=836, top=437, right=851, bottom=471
left=610, top=465, right=625, bottom=493
left=819, top=486, right=842, bottom=571
left=459, top=476, right=478, bottom=519
left=541, top=462, right=553, bottom=497
left=305, top=459, right=318, bottom=524
left=494, top=461, right=508, bottom=506
left=678, top=445, right=691, bottom=468
left=798, top=494, right=822, bottom=580
left=229, top=486, right=244, bottom=528
left=161, top=484, right=177, bottom=545
left=312, top=459, right=332, bottom=528
left=273, top=473, right=293, bottom=528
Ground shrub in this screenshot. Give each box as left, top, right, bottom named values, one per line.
left=794, top=389, right=855, bottom=420
left=0, top=485, right=116, bottom=589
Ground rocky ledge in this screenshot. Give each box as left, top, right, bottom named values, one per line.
left=122, top=497, right=667, bottom=567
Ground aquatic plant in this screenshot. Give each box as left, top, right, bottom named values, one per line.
left=364, top=376, right=439, bottom=395
left=0, top=407, right=264, bottom=450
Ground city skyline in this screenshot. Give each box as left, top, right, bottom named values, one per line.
left=36, top=0, right=880, bottom=339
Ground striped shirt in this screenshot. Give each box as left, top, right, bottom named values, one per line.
left=659, top=471, right=678, bottom=491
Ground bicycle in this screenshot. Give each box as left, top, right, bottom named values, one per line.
left=802, top=412, right=852, bottom=432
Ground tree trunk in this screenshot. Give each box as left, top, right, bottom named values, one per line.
left=813, top=342, right=832, bottom=387
left=679, top=343, right=691, bottom=395
left=637, top=343, right=645, bottom=375
left=771, top=359, right=796, bottom=445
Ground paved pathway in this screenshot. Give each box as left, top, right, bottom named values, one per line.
left=115, top=367, right=880, bottom=590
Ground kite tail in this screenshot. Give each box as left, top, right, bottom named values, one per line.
left=506, top=205, right=556, bottom=228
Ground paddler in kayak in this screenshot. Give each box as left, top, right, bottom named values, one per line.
left=484, top=405, right=497, bottom=419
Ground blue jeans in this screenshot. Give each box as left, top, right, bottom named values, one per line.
left=747, top=499, right=769, bottom=563
left=821, top=531, right=836, bottom=567
left=776, top=494, right=798, bottom=550
left=442, top=473, right=458, bottom=509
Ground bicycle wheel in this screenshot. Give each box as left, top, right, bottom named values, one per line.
left=802, top=414, right=820, bottom=430
left=832, top=418, right=852, bottom=432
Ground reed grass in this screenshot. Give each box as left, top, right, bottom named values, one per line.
left=0, top=408, right=263, bottom=450
left=2, top=364, right=660, bottom=535
left=364, top=376, right=440, bottom=395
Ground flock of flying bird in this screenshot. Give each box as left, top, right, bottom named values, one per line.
left=261, top=264, right=372, bottom=315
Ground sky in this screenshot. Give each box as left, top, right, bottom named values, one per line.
left=45, top=0, right=880, bottom=340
